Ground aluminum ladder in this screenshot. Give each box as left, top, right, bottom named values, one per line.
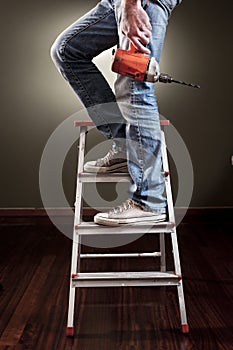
left=66, top=119, right=189, bottom=337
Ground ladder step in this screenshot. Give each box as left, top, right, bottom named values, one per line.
left=78, top=172, right=130, bottom=183
left=75, top=221, right=175, bottom=235
left=72, top=271, right=180, bottom=287
left=74, top=119, right=170, bottom=127
left=80, top=252, right=161, bottom=258
left=78, top=171, right=169, bottom=183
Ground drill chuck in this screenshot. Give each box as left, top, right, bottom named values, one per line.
left=159, top=73, right=200, bottom=89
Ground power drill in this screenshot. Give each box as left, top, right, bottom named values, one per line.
left=112, top=43, right=200, bottom=89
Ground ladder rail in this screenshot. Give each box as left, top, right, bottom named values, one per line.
left=161, top=129, right=181, bottom=274
left=160, top=129, right=175, bottom=224
left=67, top=125, right=87, bottom=334
left=74, top=126, right=87, bottom=228
left=161, top=128, right=188, bottom=329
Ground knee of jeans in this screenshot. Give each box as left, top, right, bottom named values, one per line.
left=50, top=36, right=64, bottom=69
left=51, top=33, right=89, bottom=70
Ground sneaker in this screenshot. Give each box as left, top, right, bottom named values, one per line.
left=94, top=199, right=166, bottom=226
left=84, top=147, right=128, bottom=173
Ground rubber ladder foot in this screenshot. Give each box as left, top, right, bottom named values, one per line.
left=181, top=324, right=189, bottom=333
left=66, top=326, right=74, bottom=337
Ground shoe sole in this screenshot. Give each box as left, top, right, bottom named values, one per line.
left=94, top=214, right=167, bottom=226
left=84, top=162, right=128, bottom=173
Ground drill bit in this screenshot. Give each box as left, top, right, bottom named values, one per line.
left=159, top=73, right=200, bottom=89
left=172, top=78, right=200, bottom=89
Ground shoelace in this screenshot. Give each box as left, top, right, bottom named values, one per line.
left=96, top=148, right=118, bottom=166
left=109, top=199, right=135, bottom=214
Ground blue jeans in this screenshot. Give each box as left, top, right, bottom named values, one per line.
left=51, top=0, right=181, bottom=213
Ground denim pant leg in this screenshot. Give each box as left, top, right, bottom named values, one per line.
left=51, top=0, right=126, bottom=141
left=114, top=0, right=176, bottom=213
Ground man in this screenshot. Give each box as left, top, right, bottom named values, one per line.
left=51, top=0, right=182, bottom=226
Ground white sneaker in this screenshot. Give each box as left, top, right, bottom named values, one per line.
left=94, top=199, right=166, bottom=226
left=84, top=147, right=128, bottom=173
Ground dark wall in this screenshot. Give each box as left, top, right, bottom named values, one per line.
left=0, top=0, right=232, bottom=208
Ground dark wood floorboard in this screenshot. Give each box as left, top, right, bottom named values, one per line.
left=0, top=221, right=232, bottom=349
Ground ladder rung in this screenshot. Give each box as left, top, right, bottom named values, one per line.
left=75, top=221, right=175, bottom=235
left=72, top=271, right=180, bottom=287
left=74, top=120, right=170, bottom=127
left=78, top=172, right=130, bottom=183
left=80, top=252, right=161, bottom=258
left=78, top=171, right=169, bottom=183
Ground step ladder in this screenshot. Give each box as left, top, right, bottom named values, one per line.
left=66, top=119, right=189, bottom=337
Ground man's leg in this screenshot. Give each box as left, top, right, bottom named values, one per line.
left=94, top=0, right=181, bottom=225
left=51, top=0, right=126, bottom=141
left=114, top=0, right=178, bottom=213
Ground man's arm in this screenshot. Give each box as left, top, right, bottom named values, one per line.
left=120, top=0, right=152, bottom=54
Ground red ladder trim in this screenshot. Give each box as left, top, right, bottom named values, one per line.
left=66, top=327, right=74, bottom=337
left=181, top=324, right=189, bottom=333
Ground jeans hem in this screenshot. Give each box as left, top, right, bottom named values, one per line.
left=132, top=199, right=167, bottom=214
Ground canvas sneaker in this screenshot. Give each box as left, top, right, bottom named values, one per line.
left=84, top=147, right=128, bottom=173
left=94, top=199, right=166, bottom=226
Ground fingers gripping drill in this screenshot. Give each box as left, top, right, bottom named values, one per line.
left=112, top=43, right=200, bottom=89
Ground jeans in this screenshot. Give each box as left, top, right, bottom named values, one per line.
left=51, top=0, right=181, bottom=213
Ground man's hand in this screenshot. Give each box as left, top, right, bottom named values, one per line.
left=121, top=0, right=152, bottom=54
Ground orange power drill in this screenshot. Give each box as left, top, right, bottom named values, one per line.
left=112, top=43, right=200, bottom=88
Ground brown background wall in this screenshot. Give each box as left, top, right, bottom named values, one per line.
left=0, top=0, right=232, bottom=208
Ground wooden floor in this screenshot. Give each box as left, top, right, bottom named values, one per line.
left=0, top=220, right=232, bottom=350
